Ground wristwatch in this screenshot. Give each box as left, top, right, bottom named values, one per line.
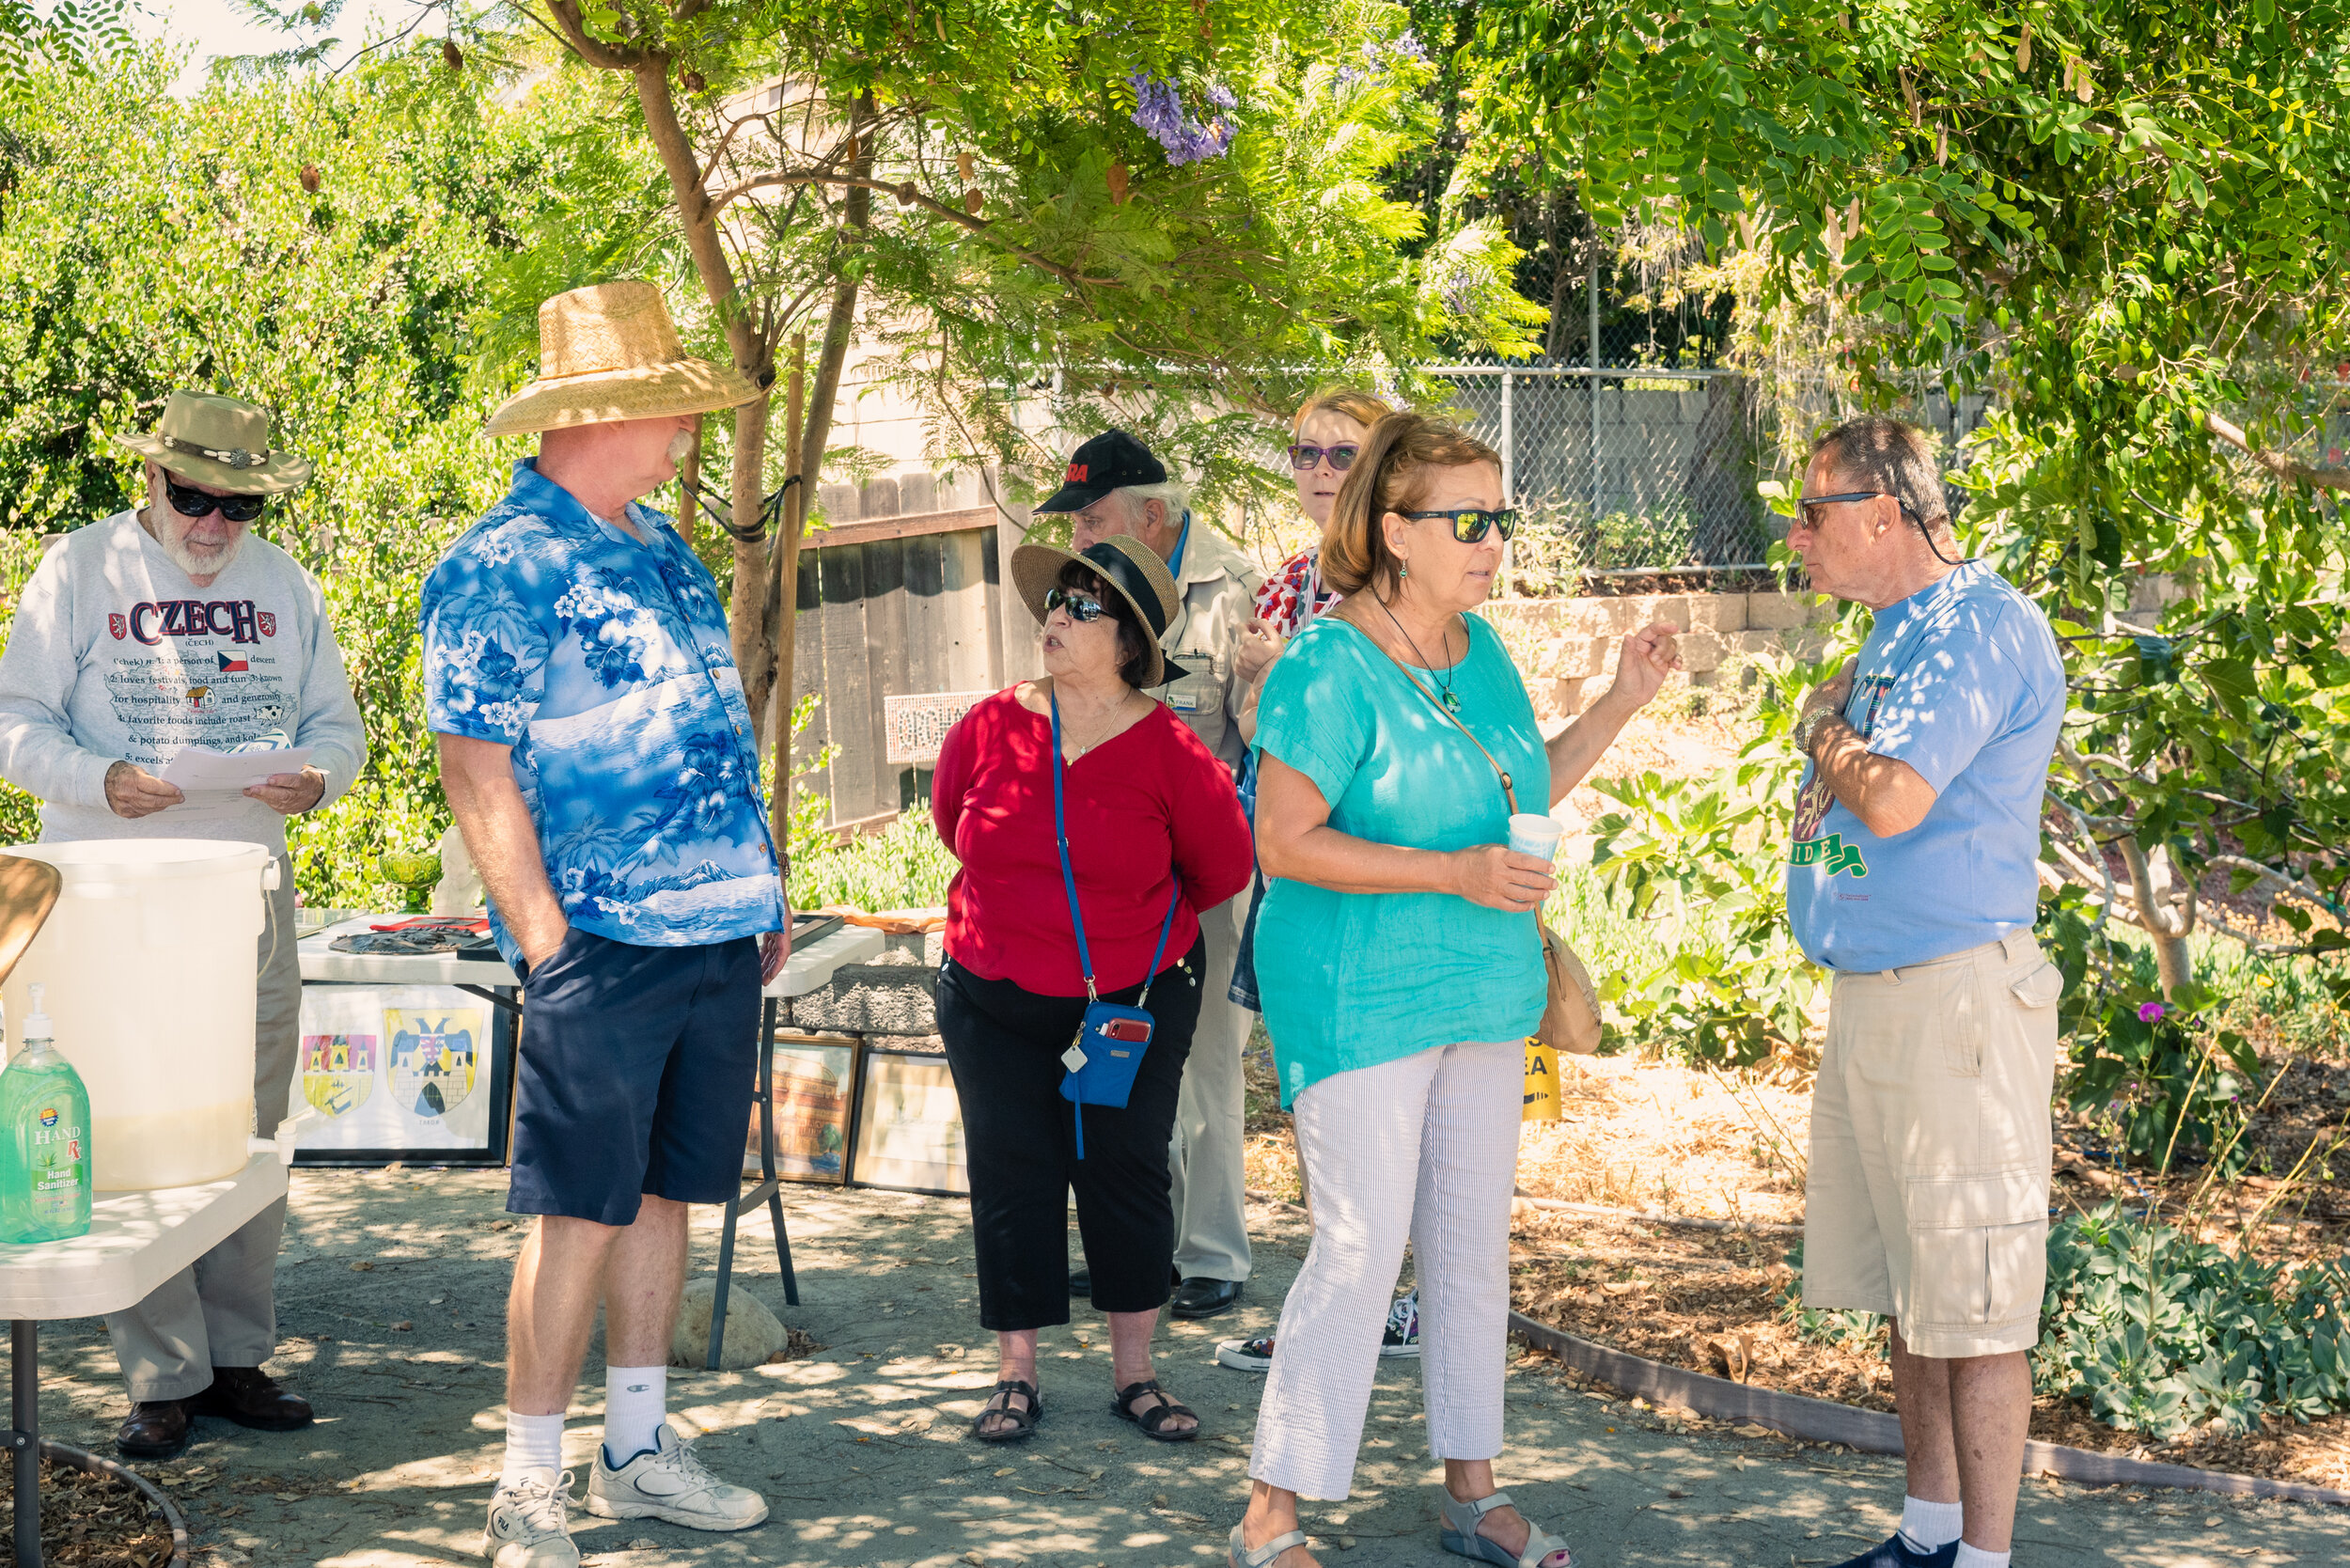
left=1793, top=703, right=1839, bottom=758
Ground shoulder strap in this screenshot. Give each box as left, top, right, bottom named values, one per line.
left=1053, top=694, right=1187, bottom=1005
left=1050, top=694, right=1100, bottom=1001
left=1344, top=609, right=1521, bottom=817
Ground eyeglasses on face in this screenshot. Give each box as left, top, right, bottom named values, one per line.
left=1399, top=507, right=1520, bottom=543
left=1287, top=443, right=1359, bottom=472
left=1045, top=586, right=1109, bottom=621
left=1797, top=489, right=1931, bottom=530
left=164, top=475, right=267, bottom=524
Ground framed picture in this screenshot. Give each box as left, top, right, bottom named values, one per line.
left=850, top=1048, right=967, bottom=1196
left=748, top=1032, right=860, bottom=1184
left=290, top=982, right=518, bottom=1166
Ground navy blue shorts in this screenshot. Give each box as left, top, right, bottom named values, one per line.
left=508, top=928, right=760, bottom=1227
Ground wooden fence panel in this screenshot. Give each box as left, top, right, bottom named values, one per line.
left=789, top=517, right=1012, bottom=829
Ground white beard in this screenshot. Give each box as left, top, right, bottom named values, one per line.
left=158, top=526, right=246, bottom=581
left=666, top=428, right=696, bottom=467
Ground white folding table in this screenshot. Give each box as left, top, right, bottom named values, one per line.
left=0, top=1146, right=290, bottom=1564
left=295, top=915, right=885, bottom=1366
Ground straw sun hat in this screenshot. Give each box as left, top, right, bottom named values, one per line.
left=483, top=280, right=763, bottom=437
left=1010, top=535, right=1181, bottom=688
left=111, top=391, right=315, bottom=494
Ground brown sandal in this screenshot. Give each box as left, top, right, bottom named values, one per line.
left=1112, top=1377, right=1198, bottom=1442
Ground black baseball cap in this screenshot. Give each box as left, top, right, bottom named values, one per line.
left=1034, top=429, right=1167, bottom=514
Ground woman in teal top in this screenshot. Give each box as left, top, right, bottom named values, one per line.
left=1227, top=412, right=1679, bottom=1568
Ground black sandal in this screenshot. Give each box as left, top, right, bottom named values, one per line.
left=1112, top=1377, right=1199, bottom=1442
left=974, top=1378, right=1042, bottom=1443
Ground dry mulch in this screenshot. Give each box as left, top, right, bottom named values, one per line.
left=1249, top=1037, right=2350, bottom=1491
left=1510, top=1200, right=2350, bottom=1492
left=0, top=1456, right=175, bottom=1566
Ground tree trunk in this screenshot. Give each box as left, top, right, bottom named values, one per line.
left=737, top=103, right=870, bottom=758
left=2119, top=833, right=2196, bottom=996
left=632, top=61, right=779, bottom=730
left=767, top=337, right=807, bottom=862
left=728, top=393, right=774, bottom=725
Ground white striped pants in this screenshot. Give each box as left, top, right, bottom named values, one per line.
left=1247, top=1041, right=1522, bottom=1500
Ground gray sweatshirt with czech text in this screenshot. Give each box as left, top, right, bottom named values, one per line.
left=0, top=510, right=367, bottom=849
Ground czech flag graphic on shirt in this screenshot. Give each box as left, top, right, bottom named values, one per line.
left=217, top=651, right=248, bottom=673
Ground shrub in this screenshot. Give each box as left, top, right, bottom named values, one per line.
left=790, top=809, right=957, bottom=915
left=2035, top=1201, right=2350, bottom=1438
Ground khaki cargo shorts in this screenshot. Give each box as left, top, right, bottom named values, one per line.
left=1802, top=931, right=2064, bottom=1359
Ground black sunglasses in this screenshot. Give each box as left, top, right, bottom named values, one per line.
left=1400, top=507, right=1519, bottom=543
left=1045, top=586, right=1109, bottom=621
left=1287, top=443, right=1359, bottom=472
left=1797, top=489, right=1923, bottom=529
left=164, top=475, right=268, bottom=524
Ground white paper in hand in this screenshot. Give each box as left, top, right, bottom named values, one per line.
left=160, top=743, right=315, bottom=794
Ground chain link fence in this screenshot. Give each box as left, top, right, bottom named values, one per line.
left=1430, top=366, right=1775, bottom=588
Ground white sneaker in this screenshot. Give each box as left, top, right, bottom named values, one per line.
left=1381, top=1290, right=1421, bottom=1358
left=481, top=1468, right=579, bottom=1567
left=586, top=1422, right=768, bottom=1532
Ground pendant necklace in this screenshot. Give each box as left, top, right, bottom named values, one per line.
left=1376, top=594, right=1461, bottom=712
left=1064, top=689, right=1134, bottom=760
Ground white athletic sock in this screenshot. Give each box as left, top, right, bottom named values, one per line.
left=500, top=1411, right=564, bottom=1490
left=602, top=1365, right=667, bottom=1466
left=1950, top=1544, right=2010, bottom=1568
left=1900, top=1496, right=1966, bottom=1551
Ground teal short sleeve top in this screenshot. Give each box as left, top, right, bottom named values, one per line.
left=1252, top=611, right=1549, bottom=1106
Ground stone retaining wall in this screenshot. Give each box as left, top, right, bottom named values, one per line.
left=1487, top=590, right=1839, bottom=715
left=784, top=930, right=944, bottom=1037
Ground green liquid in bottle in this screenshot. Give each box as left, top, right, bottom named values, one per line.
left=0, top=984, right=93, bottom=1244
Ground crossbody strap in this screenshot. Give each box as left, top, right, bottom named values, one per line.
left=1052, top=693, right=1184, bottom=1005
left=1347, top=613, right=1522, bottom=816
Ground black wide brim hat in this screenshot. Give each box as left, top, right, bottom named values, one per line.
left=1010, top=535, right=1181, bottom=688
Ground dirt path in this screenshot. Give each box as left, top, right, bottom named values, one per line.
left=3, top=1170, right=2339, bottom=1565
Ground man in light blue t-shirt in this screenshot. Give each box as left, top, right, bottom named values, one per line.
left=1783, top=417, right=2066, bottom=1568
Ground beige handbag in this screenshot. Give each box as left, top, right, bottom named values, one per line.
left=1370, top=642, right=1606, bottom=1057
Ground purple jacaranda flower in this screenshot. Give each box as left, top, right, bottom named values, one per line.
left=1127, top=74, right=1236, bottom=165
left=1391, top=28, right=1426, bottom=61
left=1440, top=267, right=1480, bottom=315
left=2138, top=1001, right=2167, bottom=1023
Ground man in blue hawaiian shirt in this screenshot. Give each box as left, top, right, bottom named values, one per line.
left=421, top=282, right=787, bottom=1568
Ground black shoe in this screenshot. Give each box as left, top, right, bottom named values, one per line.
left=1825, top=1533, right=1958, bottom=1568
left=190, top=1366, right=314, bottom=1433
left=1169, top=1277, right=1244, bottom=1319
left=115, top=1399, right=194, bottom=1460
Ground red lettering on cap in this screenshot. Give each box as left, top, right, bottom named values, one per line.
left=1066, top=463, right=1088, bottom=482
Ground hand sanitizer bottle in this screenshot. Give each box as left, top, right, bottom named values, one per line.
left=0, top=984, right=93, bottom=1243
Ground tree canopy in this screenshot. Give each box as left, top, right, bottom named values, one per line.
left=1467, top=0, right=2350, bottom=1152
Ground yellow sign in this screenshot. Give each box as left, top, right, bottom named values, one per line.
left=1523, top=1039, right=1561, bottom=1121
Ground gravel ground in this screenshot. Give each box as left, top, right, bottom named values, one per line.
left=1, top=1168, right=2342, bottom=1567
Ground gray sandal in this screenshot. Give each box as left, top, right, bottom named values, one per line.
left=1438, top=1489, right=1574, bottom=1568
left=1227, top=1524, right=1311, bottom=1568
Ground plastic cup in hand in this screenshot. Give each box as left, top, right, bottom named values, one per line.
left=1508, top=812, right=1566, bottom=861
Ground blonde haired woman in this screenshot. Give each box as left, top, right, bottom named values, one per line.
left=1223, top=384, right=1422, bottom=1373
left=1228, top=412, right=1679, bottom=1568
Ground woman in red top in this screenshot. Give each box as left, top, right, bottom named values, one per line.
left=932, top=534, right=1253, bottom=1449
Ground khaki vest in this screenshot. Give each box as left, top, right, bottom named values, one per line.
left=1150, top=522, right=1264, bottom=772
